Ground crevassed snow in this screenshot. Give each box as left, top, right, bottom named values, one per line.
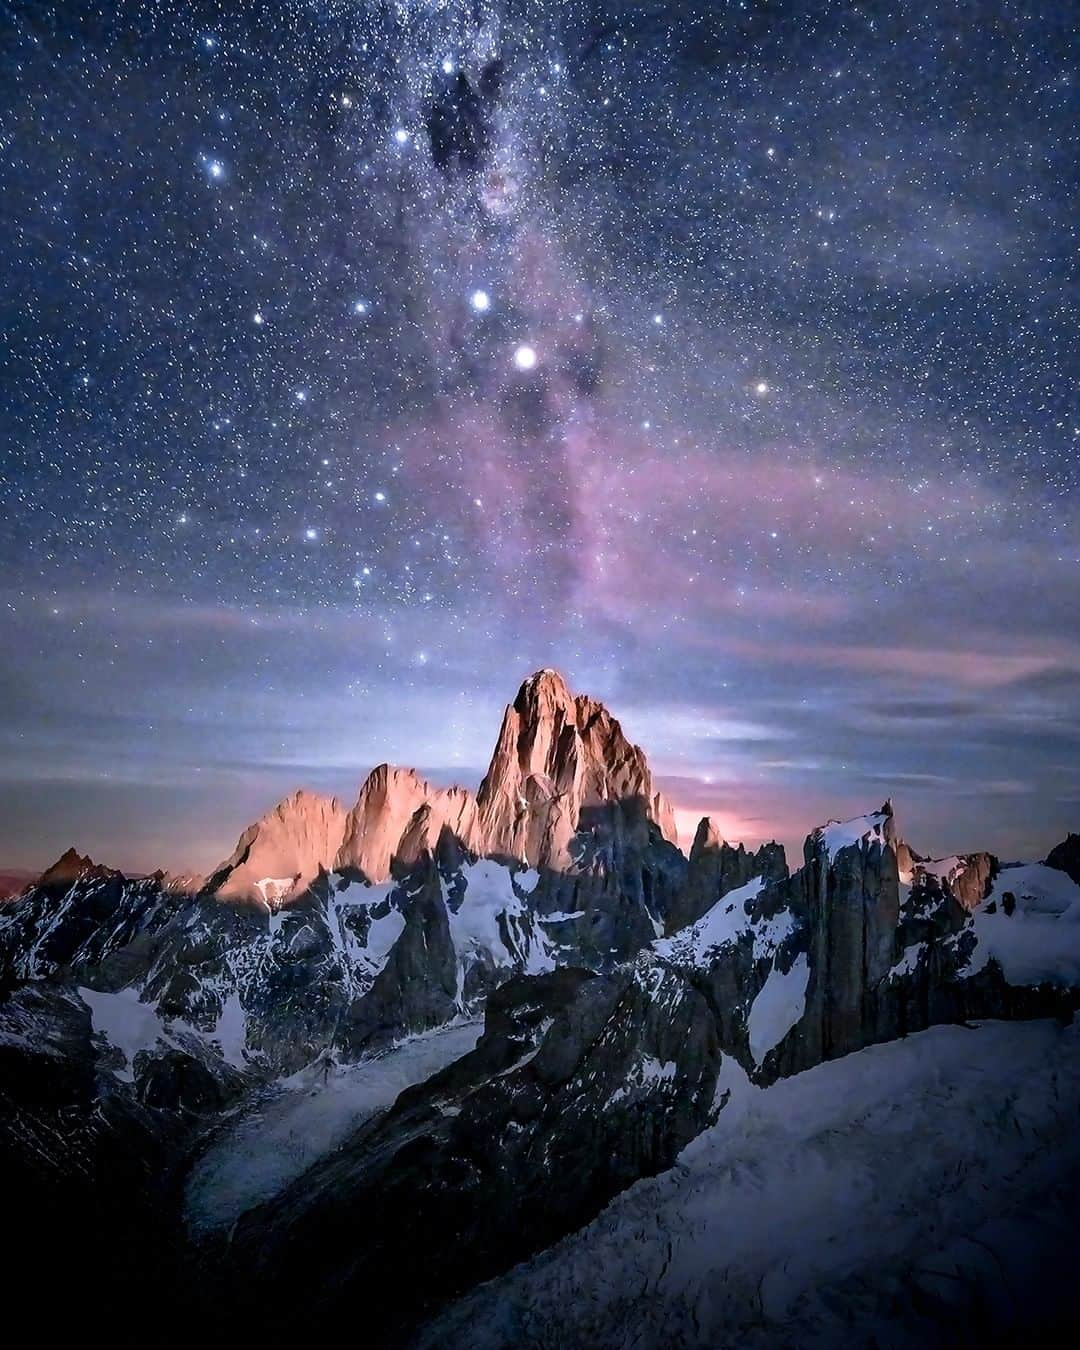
left=747, top=952, right=809, bottom=1064
left=962, top=863, right=1080, bottom=987
left=421, top=1018, right=1080, bottom=1350
left=652, top=876, right=766, bottom=966
left=185, top=1020, right=483, bottom=1236
left=78, top=985, right=176, bottom=1082
left=817, top=809, right=889, bottom=862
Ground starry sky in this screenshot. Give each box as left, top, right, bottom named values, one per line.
left=1, top=1, right=1077, bottom=874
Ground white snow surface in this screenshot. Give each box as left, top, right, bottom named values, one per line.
left=816, top=809, right=890, bottom=862
left=445, top=862, right=553, bottom=992
left=652, top=875, right=767, bottom=966
left=918, top=855, right=967, bottom=884
left=608, top=1055, right=678, bottom=1106
left=963, top=862, right=1080, bottom=987
left=184, top=1020, right=482, bottom=1235
left=254, top=877, right=296, bottom=906
left=78, top=985, right=177, bottom=1082
left=747, top=952, right=809, bottom=1064
left=421, top=1018, right=1080, bottom=1350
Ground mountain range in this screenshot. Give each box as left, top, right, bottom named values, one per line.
left=2, top=669, right=1078, bottom=1347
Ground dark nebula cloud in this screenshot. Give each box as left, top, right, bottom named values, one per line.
left=0, top=1, right=1076, bottom=872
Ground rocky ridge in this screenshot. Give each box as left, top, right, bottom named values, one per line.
left=1, top=670, right=1078, bottom=1348
left=220, top=801, right=1080, bottom=1343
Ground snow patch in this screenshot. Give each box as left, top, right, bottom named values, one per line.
left=254, top=877, right=296, bottom=907
left=816, top=810, right=890, bottom=863
left=78, top=985, right=175, bottom=1082
left=653, top=876, right=766, bottom=966
left=212, top=990, right=248, bottom=1068
left=609, top=1056, right=678, bottom=1106
left=748, top=953, right=809, bottom=1064
left=445, top=861, right=554, bottom=995
left=962, top=863, right=1080, bottom=988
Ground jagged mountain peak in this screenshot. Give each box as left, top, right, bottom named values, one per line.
left=209, top=789, right=349, bottom=905
left=665, top=819, right=788, bottom=934
left=335, top=763, right=481, bottom=882
left=37, top=846, right=118, bottom=889
left=1046, top=832, right=1080, bottom=886
left=476, top=669, right=678, bottom=867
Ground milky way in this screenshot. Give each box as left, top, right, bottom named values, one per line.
left=1, top=1, right=1077, bottom=871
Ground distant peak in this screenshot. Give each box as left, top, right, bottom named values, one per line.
left=37, top=847, right=116, bottom=888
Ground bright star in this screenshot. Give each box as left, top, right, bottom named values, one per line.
left=470, top=289, right=491, bottom=312
left=755, top=381, right=770, bottom=396
left=513, top=344, right=538, bottom=371
left=393, top=128, right=410, bottom=145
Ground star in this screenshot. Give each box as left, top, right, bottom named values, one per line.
left=513, top=345, right=538, bottom=371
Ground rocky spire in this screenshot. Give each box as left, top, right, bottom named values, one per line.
left=475, top=669, right=678, bottom=868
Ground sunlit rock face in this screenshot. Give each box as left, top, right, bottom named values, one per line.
left=334, top=765, right=484, bottom=883
left=207, top=789, right=349, bottom=905
left=476, top=668, right=679, bottom=869
left=0, top=670, right=687, bottom=1074
left=907, top=850, right=999, bottom=911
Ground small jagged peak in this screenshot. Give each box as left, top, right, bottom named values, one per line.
left=1046, top=832, right=1080, bottom=886
left=37, top=847, right=117, bottom=888
left=690, top=817, right=726, bottom=856
left=337, top=764, right=462, bottom=882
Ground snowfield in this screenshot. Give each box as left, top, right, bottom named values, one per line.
left=420, top=1018, right=1080, bottom=1349
left=964, top=863, right=1080, bottom=988
left=184, top=1020, right=482, bottom=1236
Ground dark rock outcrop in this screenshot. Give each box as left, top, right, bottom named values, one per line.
left=1046, top=833, right=1080, bottom=886
left=665, top=817, right=787, bottom=935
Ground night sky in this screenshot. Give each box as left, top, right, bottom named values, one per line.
left=1, top=1, right=1077, bottom=874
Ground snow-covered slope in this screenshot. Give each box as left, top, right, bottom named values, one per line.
left=962, top=862, right=1080, bottom=987
left=420, top=1018, right=1080, bottom=1349
left=185, top=1019, right=482, bottom=1235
